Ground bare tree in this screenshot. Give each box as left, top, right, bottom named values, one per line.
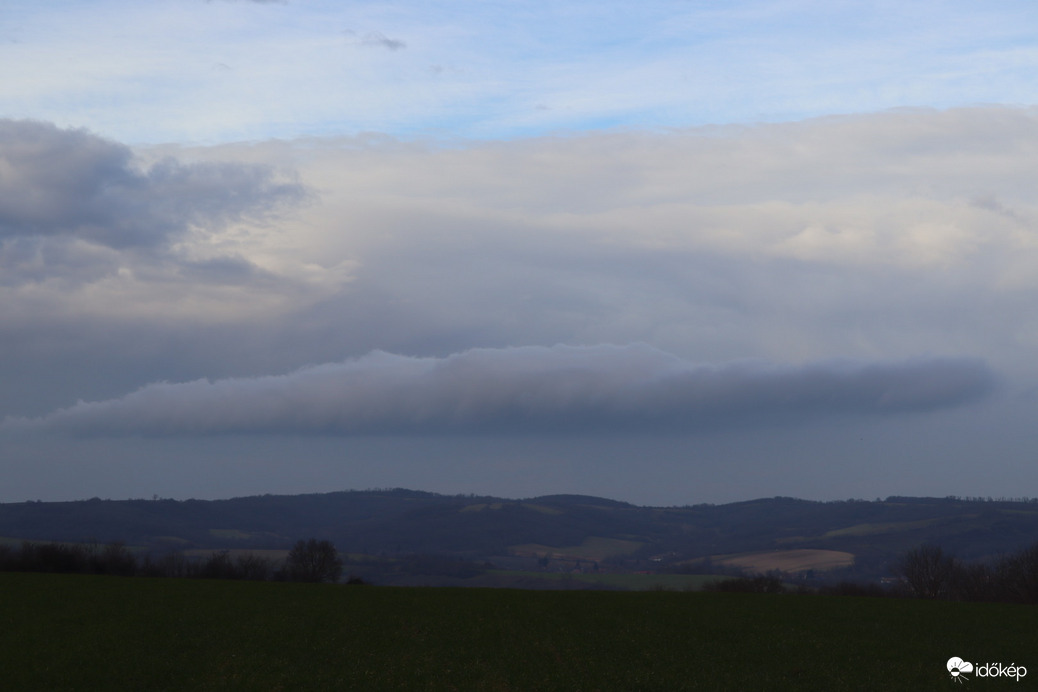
left=895, top=545, right=956, bottom=599
left=283, top=539, right=343, bottom=583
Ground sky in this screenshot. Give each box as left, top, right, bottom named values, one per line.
left=2, top=0, right=1038, bottom=505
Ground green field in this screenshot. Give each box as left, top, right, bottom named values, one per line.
left=1, top=572, right=1033, bottom=690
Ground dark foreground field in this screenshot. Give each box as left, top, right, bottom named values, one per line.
left=1, top=573, right=1033, bottom=691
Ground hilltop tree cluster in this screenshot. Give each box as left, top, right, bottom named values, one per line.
left=0, top=538, right=349, bottom=584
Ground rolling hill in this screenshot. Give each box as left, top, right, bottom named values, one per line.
left=3, top=490, right=1038, bottom=586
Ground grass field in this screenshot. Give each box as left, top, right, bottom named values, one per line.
left=1, top=572, right=1034, bottom=690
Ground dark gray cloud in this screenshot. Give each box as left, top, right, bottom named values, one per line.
left=3, top=345, right=995, bottom=437
left=0, top=119, right=306, bottom=249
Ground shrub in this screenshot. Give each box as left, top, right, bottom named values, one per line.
left=817, top=581, right=890, bottom=598
left=703, top=573, right=785, bottom=594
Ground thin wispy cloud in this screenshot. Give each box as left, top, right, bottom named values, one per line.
left=360, top=32, right=406, bottom=51
left=2, top=1, right=1035, bottom=144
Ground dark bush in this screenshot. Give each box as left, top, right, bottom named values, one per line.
left=993, top=543, right=1038, bottom=603
left=949, top=561, right=995, bottom=602
left=199, top=551, right=239, bottom=579
left=21, top=542, right=88, bottom=574
left=704, top=574, right=785, bottom=594
left=90, top=542, right=137, bottom=576
left=817, top=581, right=890, bottom=598
left=235, top=553, right=274, bottom=581
left=153, top=551, right=191, bottom=578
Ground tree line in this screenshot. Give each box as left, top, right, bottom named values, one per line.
left=0, top=538, right=355, bottom=584
left=894, top=542, right=1038, bottom=603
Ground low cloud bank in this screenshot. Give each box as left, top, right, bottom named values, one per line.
left=4, top=345, right=996, bottom=437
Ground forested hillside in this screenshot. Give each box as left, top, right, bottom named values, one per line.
left=3, top=491, right=1037, bottom=579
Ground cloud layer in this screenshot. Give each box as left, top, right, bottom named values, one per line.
left=1, top=2, right=1035, bottom=504
left=0, top=120, right=304, bottom=249
left=0, top=119, right=347, bottom=323
left=0, top=108, right=1031, bottom=503
left=4, top=345, right=995, bottom=437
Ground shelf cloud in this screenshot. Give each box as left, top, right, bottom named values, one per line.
left=4, top=345, right=995, bottom=437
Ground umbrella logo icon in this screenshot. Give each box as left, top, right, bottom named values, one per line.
left=948, top=657, right=973, bottom=683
